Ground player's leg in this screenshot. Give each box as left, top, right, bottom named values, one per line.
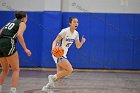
left=48, top=59, right=73, bottom=87
left=55, top=59, right=73, bottom=80
left=56, top=64, right=63, bottom=80
left=48, top=59, right=73, bottom=86
left=6, top=52, right=19, bottom=93
left=0, top=57, right=9, bottom=92
left=42, top=57, right=73, bottom=91
left=56, top=63, right=63, bottom=74
left=52, top=55, right=73, bottom=80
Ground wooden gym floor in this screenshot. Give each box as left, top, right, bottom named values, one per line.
left=1, top=69, right=140, bottom=93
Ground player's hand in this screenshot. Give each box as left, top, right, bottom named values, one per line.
left=82, top=35, right=86, bottom=43
left=25, top=49, right=32, bottom=56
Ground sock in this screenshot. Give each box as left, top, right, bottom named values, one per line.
left=0, top=85, right=2, bottom=91
left=53, top=74, right=57, bottom=81
left=10, top=87, right=16, bottom=91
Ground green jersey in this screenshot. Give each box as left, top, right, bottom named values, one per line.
left=0, top=19, right=21, bottom=39
left=0, top=19, right=21, bottom=57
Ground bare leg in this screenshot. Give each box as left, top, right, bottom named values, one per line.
left=0, top=58, right=9, bottom=85
left=42, top=59, right=73, bottom=91
left=6, top=52, right=20, bottom=88
left=56, top=63, right=63, bottom=74
left=56, top=64, right=64, bottom=80
left=56, top=59, right=73, bottom=80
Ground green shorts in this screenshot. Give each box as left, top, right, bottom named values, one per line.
left=0, top=37, right=16, bottom=57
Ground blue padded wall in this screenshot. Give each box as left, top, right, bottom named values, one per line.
left=133, top=14, right=140, bottom=69
left=41, top=11, right=62, bottom=67
left=0, top=11, right=140, bottom=70
left=62, top=12, right=140, bottom=70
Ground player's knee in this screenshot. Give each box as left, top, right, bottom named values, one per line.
left=12, top=67, right=20, bottom=72
left=67, top=68, right=73, bottom=74
left=70, top=68, right=73, bottom=72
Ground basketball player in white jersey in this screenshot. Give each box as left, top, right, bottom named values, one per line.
left=42, top=17, right=86, bottom=91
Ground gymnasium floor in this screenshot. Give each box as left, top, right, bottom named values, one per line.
left=1, top=70, right=140, bottom=93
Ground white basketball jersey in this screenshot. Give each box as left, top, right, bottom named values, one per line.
left=58, top=27, right=79, bottom=57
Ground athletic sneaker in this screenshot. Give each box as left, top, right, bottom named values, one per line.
left=42, top=75, right=56, bottom=91
left=0, top=86, right=2, bottom=93
left=41, top=87, right=54, bottom=93
left=41, top=83, right=50, bottom=91
left=9, top=91, right=17, bottom=93
left=48, top=75, right=55, bottom=88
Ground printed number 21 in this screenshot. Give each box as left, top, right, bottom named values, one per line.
left=66, top=43, right=72, bottom=47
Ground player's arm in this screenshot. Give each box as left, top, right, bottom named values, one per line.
left=17, top=22, right=31, bottom=56
left=0, top=30, right=2, bottom=35
left=75, top=35, right=86, bottom=49
left=52, top=29, right=66, bottom=49
left=0, top=27, right=4, bottom=35
left=52, top=35, right=62, bottom=49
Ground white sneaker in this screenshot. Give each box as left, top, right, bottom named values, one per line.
left=9, top=91, right=17, bottom=93
left=42, top=75, right=56, bottom=92
left=48, top=75, right=55, bottom=88
left=41, top=85, right=48, bottom=91
left=0, top=86, right=2, bottom=93
left=41, top=87, right=54, bottom=93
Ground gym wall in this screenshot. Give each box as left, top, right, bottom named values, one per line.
left=0, top=0, right=140, bottom=69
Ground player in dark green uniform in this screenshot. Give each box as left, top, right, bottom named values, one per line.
left=0, top=11, right=31, bottom=93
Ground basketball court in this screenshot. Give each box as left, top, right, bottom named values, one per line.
left=0, top=0, right=140, bottom=93
left=1, top=70, right=140, bottom=93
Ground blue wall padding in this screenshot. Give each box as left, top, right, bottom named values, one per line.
left=41, top=11, right=62, bottom=67
left=133, top=15, right=140, bottom=69
left=0, top=11, right=140, bottom=70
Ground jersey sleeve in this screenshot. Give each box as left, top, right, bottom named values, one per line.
left=75, top=32, right=79, bottom=41
left=58, top=29, right=66, bottom=38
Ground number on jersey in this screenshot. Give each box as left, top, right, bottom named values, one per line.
left=66, top=43, right=72, bottom=47
left=4, top=23, right=15, bottom=30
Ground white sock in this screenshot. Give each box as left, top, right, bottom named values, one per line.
left=10, top=87, right=16, bottom=91
left=0, top=85, right=2, bottom=91
left=53, top=75, right=57, bottom=80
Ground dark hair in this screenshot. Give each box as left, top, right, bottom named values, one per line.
left=69, top=17, right=77, bottom=23
left=15, top=11, right=27, bottom=19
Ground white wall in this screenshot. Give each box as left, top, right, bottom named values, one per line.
left=44, top=0, right=61, bottom=11
left=0, top=0, right=44, bottom=11
left=0, top=0, right=61, bottom=11
left=0, top=0, right=140, bottom=13
left=62, top=0, right=140, bottom=13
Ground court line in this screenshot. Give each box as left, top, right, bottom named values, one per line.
left=20, top=68, right=140, bottom=73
